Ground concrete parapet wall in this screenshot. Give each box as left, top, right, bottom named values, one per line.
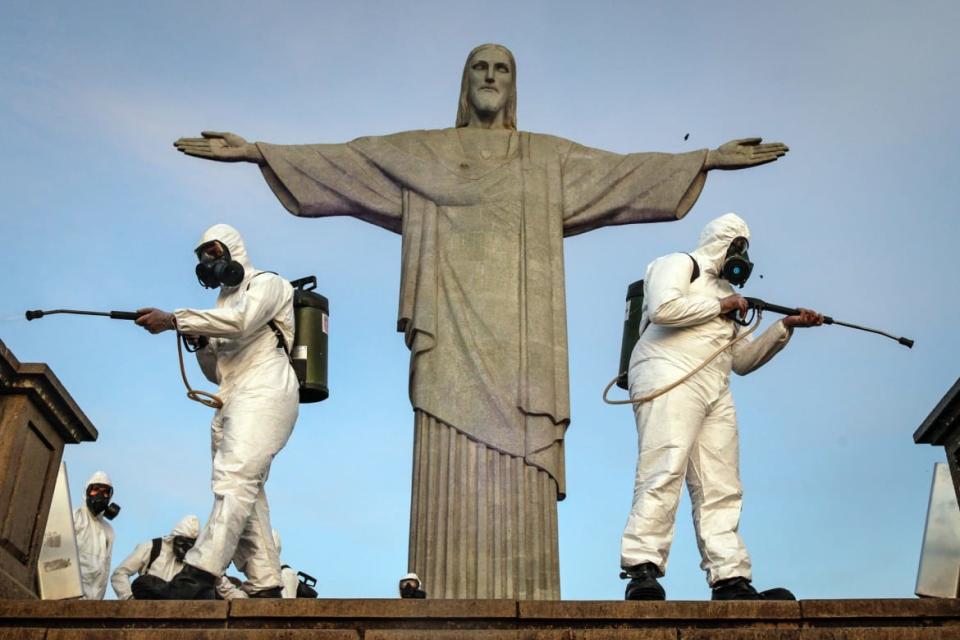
left=0, top=599, right=957, bottom=639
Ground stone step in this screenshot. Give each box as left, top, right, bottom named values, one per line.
left=0, top=599, right=957, bottom=639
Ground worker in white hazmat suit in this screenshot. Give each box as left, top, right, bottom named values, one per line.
left=73, top=470, right=118, bottom=600
left=216, top=529, right=301, bottom=599
left=136, top=223, right=299, bottom=599
left=620, top=213, right=823, bottom=601
left=110, top=515, right=200, bottom=600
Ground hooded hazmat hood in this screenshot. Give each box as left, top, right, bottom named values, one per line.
left=691, top=213, right=751, bottom=274
left=171, top=514, right=200, bottom=538
left=85, top=470, right=112, bottom=489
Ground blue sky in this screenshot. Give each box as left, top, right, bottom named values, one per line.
left=2, top=1, right=957, bottom=600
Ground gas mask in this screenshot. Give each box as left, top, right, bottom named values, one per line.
left=721, top=236, right=753, bottom=288
left=86, top=483, right=121, bottom=520
left=195, top=241, right=245, bottom=289
left=399, top=573, right=426, bottom=599
left=172, top=535, right=197, bottom=562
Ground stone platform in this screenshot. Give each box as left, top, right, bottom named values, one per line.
left=0, top=598, right=958, bottom=639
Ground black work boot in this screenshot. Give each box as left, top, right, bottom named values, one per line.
left=711, top=577, right=762, bottom=600
left=621, top=562, right=666, bottom=601
left=711, top=576, right=795, bottom=601
left=160, top=564, right=218, bottom=600
left=757, top=586, right=796, bottom=601
left=248, top=586, right=283, bottom=599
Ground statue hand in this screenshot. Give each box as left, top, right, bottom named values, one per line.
left=705, top=138, right=789, bottom=170
left=173, top=131, right=263, bottom=163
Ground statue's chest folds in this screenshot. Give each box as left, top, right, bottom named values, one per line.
left=440, top=201, right=522, bottom=238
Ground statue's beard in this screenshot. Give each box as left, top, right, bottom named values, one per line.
left=469, top=92, right=507, bottom=119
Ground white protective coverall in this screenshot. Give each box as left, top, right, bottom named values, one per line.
left=73, top=471, right=115, bottom=600
left=215, top=529, right=299, bottom=599
left=275, top=529, right=300, bottom=599
left=110, top=514, right=200, bottom=600
left=620, top=213, right=794, bottom=585
left=172, top=224, right=299, bottom=591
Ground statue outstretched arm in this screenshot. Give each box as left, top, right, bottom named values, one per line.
left=174, top=131, right=264, bottom=163
left=173, top=130, right=402, bottom=232
left=705, top=137, right=788, bottom=170
left=560, top=141, right=709, bottom=237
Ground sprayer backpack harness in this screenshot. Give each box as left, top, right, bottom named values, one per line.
left=247, top=271, right=295, bottom=366
left=145, top=537, right=163, bottom=572
left=634, top=254, right=700, bottom=344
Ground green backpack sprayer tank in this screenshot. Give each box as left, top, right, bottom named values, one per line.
left=616, top=279, right=645, bottom=390
left=289, top=276, right=329, bottom=403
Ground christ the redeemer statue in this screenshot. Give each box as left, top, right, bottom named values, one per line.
left=174, top=43, right=788, bottom=600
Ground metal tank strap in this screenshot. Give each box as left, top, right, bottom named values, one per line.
left=145, top=537, right=163, bottom=571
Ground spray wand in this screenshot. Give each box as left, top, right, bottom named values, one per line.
left=25, top=308, right=223, bottom=408
left=25, top=309, right=140, bottom=321
left=741, top=298, right=914, bottom=348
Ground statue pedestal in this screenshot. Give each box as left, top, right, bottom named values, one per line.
left=0, top=339, right=97, bottom=599
left=0, top=598, right=958, bottom=637
left=915, top=377, right=960, bottom=503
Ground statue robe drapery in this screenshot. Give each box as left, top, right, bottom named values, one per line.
left=256, top=129, right=707, bottom=597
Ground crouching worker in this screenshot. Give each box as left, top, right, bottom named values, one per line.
left=620, top=213, right=823, bottom=601
left=110, top=515, right=199, bottom=599
left=136, top=223, right=299, bottom=599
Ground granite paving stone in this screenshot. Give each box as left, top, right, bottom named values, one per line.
left=519, top=601, right=801, bottom=623
left=800, top=600, right=960, bottom=622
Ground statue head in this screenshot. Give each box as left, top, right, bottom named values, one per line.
left=456, top=43, right=517, bottom=130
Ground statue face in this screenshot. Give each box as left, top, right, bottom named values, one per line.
left=466, top=47, right=513, bottom=118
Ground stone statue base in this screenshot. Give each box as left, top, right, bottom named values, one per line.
left=408, top=413, right=560, bottom=599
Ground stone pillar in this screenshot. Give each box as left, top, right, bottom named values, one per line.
left=0, top=339, right=97, bottom=599
left=914, top=377, right=960, bottom=503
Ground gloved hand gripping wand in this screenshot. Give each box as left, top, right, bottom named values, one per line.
left=25, top=308, right=224, bottom=409
left=741, top=298, right=914, bottom=348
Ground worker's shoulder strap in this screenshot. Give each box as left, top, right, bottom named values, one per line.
left=145, top=537, right=162, bottom=571
left=639, top=253, right=699, bottom=339
left=684, top=253, right=700, bottom=283
left=245, top=271, right=292, bottom=356
left=246, top=270, right=279, bottom=290
left=269, top=320, right=291, bottom=357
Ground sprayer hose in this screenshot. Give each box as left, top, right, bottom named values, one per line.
left=176, top=332, right=224, bottom=409
left=602, top=310, right=763, bottom=406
